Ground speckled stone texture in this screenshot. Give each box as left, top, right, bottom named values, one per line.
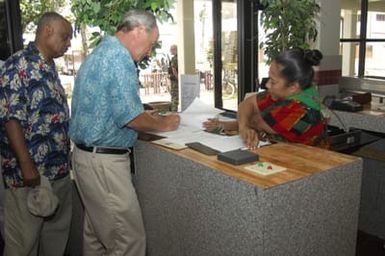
left=357, top=139, right=385, bottom=240
left=328, top=110, right=385, bottom=240
left=133, top=141, right=362, bottom=256
left=328, top=110, right=385, bottom=134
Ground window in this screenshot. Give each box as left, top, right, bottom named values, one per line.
left=220, top=0, right=238, bottom=110
left=340, top=0, right=385, bottom=79
left=210, top=0, right=258, bottom=110
left=0, top=0, right=23, bottom=60
left=376, top=14, right=385, bottom=22
left=0, top=0, right=10, bottom=60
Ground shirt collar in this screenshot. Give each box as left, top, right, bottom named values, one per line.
left=286, top=85, right=321, bottom=110
left=27, top=41, right=56, bottom=70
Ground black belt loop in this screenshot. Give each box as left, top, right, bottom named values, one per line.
left=76, top=144, right=130, bottom=155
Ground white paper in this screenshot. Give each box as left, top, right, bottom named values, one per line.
left=179, top=98, right=223, bottom=129
left=180, top=74, right=201, bottom=111
left=151, top=98, right=267, bottom=152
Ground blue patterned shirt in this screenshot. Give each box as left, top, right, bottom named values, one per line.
left=69, top=36, right=144, bottom=148
left=0, top=42, right=70, bottom=188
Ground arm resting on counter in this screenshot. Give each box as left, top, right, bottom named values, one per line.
left=127, top=111, right=180, bottom=132
left=238, top=95, right=278, bottom=148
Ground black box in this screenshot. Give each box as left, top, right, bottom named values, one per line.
left=330, top=99, right=363, bottom=112
left=217, top=149, right=259, bottom=165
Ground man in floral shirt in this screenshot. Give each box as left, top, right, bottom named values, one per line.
left=0, top=12, right=72, bottom=255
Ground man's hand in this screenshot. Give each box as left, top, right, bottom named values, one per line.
left=20, top=161, right=40, bottom=187
left=146, top=110, right=159, bottom=116
left=127, top=111, right=180, bottom=132
left=4, top=119, right=41, bottom=187
left=161, top=114, right=180, bottom=132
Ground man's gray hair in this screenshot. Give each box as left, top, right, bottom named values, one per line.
left=117, top=10, right=157, bottom=32
left=36, top=12, right=69, bottom=35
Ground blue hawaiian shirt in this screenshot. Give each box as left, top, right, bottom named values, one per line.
left=69, top=36, right=144, bottom=148
left=0, top=42, right=70, bottom=188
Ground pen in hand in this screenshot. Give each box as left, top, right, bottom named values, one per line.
left=147, top=110, right=159, bottom=116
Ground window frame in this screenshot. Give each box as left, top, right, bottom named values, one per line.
left=212, top=0, right=259, bottom=110
left=0, top=0, right=23, bottom=59
left=340, top=0, right=385, bottom=80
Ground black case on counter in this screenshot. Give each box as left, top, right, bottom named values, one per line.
left=217, top=149, right=259, bottom=165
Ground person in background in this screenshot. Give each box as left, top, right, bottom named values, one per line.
left=0, top=12, right=73, bottom=255
left=169, top=44, right=178, bottom=111
left=69, top=10, right=180, bottom=256
left=203, top=49, right=325, bottom=149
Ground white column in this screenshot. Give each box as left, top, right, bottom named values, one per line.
left=177, top=0, right=196, bottom=75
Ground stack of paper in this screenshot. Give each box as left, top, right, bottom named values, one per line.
left=151, top=98, right=268, bottom=152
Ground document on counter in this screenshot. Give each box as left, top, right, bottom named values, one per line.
left=180, top=74, right=200, bottom=111
left=154, top=126, right=245, bottom=152
left=151, top=98, right=269, bottom=152
left=155, top=98, right=223, bottom=136
left=179, top=97, right=223, bottom=129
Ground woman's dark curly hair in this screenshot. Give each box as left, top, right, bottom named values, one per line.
left=274, top=48, right=323, bottom=90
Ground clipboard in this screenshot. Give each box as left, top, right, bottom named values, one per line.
left=152, top=139, right=187, bottom=150
left=185, top=142, right=220, bottom=155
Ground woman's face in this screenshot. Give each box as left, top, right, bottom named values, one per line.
left=266, top=61, right=297, bottom=99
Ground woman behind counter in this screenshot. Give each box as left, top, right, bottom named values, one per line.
left=203, top=48, right=326, bottom=149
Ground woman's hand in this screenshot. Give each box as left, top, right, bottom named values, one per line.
left=202, top=118, right=223, bottom=132
left=239, top=126, right=259, bottom=150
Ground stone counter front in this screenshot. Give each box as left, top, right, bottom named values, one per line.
left=133, top=141, right=362, bottom=256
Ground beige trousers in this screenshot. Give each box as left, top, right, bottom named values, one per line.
left=4, top=175, right=72, bottom=256
left=72, top=146, right=146, bottom=256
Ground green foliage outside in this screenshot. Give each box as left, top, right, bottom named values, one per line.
left=259, top=0, right=320, bottom=64
left=71, top=0, right=175, bottom=48
left=20, top=0, right=68, bottom=33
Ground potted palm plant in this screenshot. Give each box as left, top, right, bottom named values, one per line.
left=259, top=0, right=320, bottom=64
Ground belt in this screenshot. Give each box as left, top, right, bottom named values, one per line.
left=76, top=144, right=130, bottom=155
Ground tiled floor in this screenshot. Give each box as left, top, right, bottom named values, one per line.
left=356, top=230, right=385, bottom=256
left=0, top=230, right=384, bottom=255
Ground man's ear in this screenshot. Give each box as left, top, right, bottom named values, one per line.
left=43, top=24, right=54, bottom=37
left=138, top=25, right=151, bottom=39
left=131, top=25, right=143, bottom=39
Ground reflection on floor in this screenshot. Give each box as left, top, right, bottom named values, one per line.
left=356, top=230, right=385, bottom=256
left=0, top=229, right=384, bottom=255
